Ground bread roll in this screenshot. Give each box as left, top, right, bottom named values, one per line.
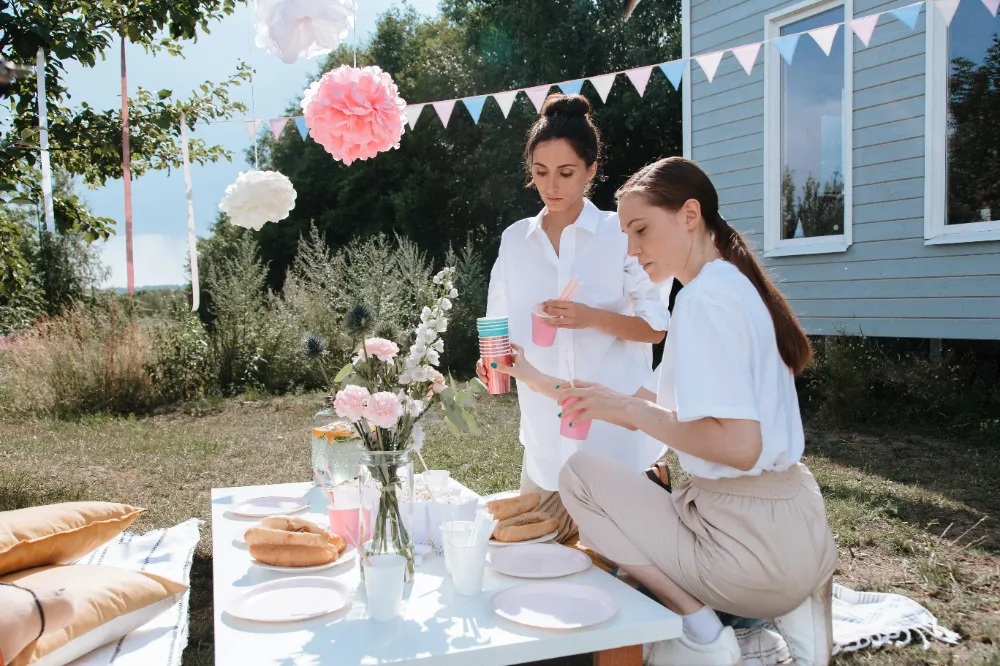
left=485, top=492, right=541, bottom=522
left=249, top=543, right=338, bottom=567
left=492, top=511, right=559, bottom=543
left=261, top=515, right=329, bottom=537
left=244, top=526, right=328, bottom=549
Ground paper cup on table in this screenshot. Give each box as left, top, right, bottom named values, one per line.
left=439, top=520, right=476, bottom=575
left=531, top=305, right=557, bottom=347
left=449, top=539, right=490, bottom=596
left=328, top=501, right=361, bottom=542
left=363, top=554, right=406, bottom=621
left=423, top=470, right=450, bottom=490
left=560, top=397, right=592, bottom=440
left=430, top=496, right=479, bottom=554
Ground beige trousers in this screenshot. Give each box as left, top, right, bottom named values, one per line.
left=559, top=452, right=838, bottom=619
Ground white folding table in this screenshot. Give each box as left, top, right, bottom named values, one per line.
left=211, top=481, right=681, bottom=666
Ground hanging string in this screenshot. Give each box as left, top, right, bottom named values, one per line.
left=248, top=0, right=259, bottom=169
left=353, top=0, right=357, bottom=68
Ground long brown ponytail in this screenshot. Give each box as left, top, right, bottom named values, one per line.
left=617, top=157, right=813, bottom=374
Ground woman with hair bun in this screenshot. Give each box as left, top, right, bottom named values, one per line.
left=476, top=93, right=669, bottom=545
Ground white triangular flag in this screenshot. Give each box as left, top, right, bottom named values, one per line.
left=625, top=66, right=654, bottom=97
left=731, top=43, right=761, bottom=75
left=808, top=24, right=840, bottom=56
left=589, top=73, right=617, bottom=103
left=269, top=117, right=289, bottom=140
left=694, top=51, right=724, bottom=83
left=848, top=14, right=879, bottom=47
left=433, top=100, right=456, bottom=128
left=405, top=104, right=425, bottom=129
left=245, top=119, right=263, bottom=138
left=493, top=91, right=518, bottom=118
left=525, top=85, right=551, bottom=113
left=934, top=0, right=960, bottom=25
left=983, top=0, right=999, bottom=17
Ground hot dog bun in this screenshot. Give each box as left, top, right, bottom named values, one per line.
left=485, top=492, right=541, bottom=521
left=249, top=543, right=338, bottom=567
left=492, top=511, right=559, bottom=543
left=245, top=516, right=347, bottom=567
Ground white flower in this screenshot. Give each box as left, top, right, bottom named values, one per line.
left=411, top=422, right=425, bottom=452
left=405, top=397, right=424, bottom=417
left=441, top=298, right=452, bottom=311
left=426, top=349, right=440, bottom=366
left=449, top=289, right=458, bottom=298
left=219, top=170, right=297, bottom=230
left=255, top=0, right=355, bottom=64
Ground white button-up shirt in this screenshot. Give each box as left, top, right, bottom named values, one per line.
left=486, top=200, right=669, bottom=490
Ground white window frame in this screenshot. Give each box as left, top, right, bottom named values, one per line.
left=763, top=0, right=854, bottom=258
left=924, top=7, right=1000, bottom=245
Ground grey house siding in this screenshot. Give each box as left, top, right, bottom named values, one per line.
left=688, top=0, right=1000, bottom=340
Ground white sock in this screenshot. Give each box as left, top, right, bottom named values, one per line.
left=682, top=606, right=724, bottom=644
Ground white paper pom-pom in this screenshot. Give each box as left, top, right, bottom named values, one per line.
left=219, top=170, right=297, bottom=230
left=255, top=0, right=355, bottom=65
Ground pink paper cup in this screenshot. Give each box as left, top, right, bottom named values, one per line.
left=560, top=397, right=592, bottom=440
left=481, top=353, right=512, bottom=394
left=329, top=502, right=361, bottom=540
left=531, top=307, right=557, bottom=347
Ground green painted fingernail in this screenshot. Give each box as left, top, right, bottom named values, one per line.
left=555, top=384, right=560, bottom=389
left=557, top=412, right=562, bottom=417
left=491, top=363, right=497, bottom=368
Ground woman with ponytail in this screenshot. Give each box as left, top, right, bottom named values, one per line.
left=496, top=157, right=837, bottom=666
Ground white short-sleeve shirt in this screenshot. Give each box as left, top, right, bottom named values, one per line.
left=487, top=199, right=669, bottom=490
left=657, top=260, right=805, bottom=479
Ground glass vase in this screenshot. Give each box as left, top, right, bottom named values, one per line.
left=312, top=404, right=363, bottom=487
left=359, top=449, right=415, bottom=582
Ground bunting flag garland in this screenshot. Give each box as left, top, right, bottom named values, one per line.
left=463, top=95, right=487, bottom=124
left=849, top=14, right=880, bottom=46
left=694, top=51, right=723, bottom=83
left=558, top=80, right=585, bottom=95
left=433, top=99, right=456, bottom=127
left=404, top=104, right=425, bottom=129
left=589, top=73, right=617, bottom=102
left=293, top=116, right=309, bottom=139
left=891, top=3, right=923, bottom=30
left=525, top=85, right=551, bottom=113
left=493, top=90, right=518, bottom=118
left=731, top=43, right=761, bottom=75
left=179, top=111, right=199, bottom=312
left=36, top=48, right=55, bottom=233
left=984, top=0, right=1000, bottom=17
left=245, top=119, right=264, bottom=138
left=626, top=66, right=654, bottom=97
left=935, top=0, right=961, bottom=25
left=808, top=24, right=839, bottom=56
left=772, top=34, right=800, bottom=65
left=659, top=60, right=686, bottom=89
left=269, top=117, right=289, bottom=139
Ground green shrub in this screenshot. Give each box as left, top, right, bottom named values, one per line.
left=147, top=308, right=215, bottom=403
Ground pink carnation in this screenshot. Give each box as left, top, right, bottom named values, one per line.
left=334, top=385, right=370, bottom=422
left=301, top=65, right=407, bottom=165
left=429, top=369, right=447, bottom=394
left=360, top=337, right=400, bottom=363
left=363, top=392, right=404, bottom=429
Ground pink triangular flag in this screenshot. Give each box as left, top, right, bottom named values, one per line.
left=589, top=73, right=617, bottom=103
left=983, top=0, right=999, bottom=17
left=731, top=43, right=761, bottom=75
left=809, top=24, right=840, bottom=56
left=404, top=104, right=425, bottom=129
left=493, top=91, right=517, bottom=118
left=934, top=0, right=960, bottom=25
left=245, top=119, right=263, bottom=138
left=433, top=100, right=456, bottom=128
left=848, top=14, right=879, bottom=47
left=625, top=66, right=654, bottom=97
left=525, top=85, right=551, bottom=113
left=694, top=51, right=724, bottom=83
left=269, top=117, right=289, bottom=140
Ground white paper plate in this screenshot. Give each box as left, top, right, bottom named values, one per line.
left=228, top=577, right=351, bottom=623
left=490, top=582, right=619, bottom=630
left=488, top=544, right=591, bottom=579
left=252, top=546, right=357, bottom=573
left=230, top=496, right=309, bottom=518
left=489, top=530, right=558, bottom=547
left=479, top=490, right=519, bottom=506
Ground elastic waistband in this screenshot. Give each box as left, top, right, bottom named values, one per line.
left=691, top=464, right=804, bottom=500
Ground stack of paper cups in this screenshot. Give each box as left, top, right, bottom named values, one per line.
left=477, top=317, right=511, bottom=395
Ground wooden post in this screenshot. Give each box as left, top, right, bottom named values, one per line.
left=594, top=645, right=643, bottom=666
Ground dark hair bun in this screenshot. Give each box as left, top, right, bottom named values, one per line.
left=541, top=94, right=591, bottom=119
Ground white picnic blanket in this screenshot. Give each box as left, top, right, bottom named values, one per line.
left=70, top=518, right=202, bottom=666
left=832, top=583, right=960, bottom=655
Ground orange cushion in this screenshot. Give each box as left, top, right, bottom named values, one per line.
left=0, top=503, right=146, bottom=576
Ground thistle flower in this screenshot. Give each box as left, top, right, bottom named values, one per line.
left=346, top=304, right=373, bottom=334
left=301, top=332, right=326, bottom=360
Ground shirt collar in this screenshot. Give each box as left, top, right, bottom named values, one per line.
left=525, top=199, right=600, bottom=238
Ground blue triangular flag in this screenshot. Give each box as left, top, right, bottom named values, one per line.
left=890, top=4, right=921, bottom=30
left=463, top=95, right=488, bottom=124
left=659, top=60, right=685, bottom=90
left=294, top=116, right=309, bottom=140
left=772, top=34, right=800, bottom=65
left=558, top=80, right=585, bottom=96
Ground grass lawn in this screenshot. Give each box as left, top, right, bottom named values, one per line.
left=2, top=393, right=998, bottom=665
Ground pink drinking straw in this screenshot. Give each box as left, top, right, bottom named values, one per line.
left=313, top=469, right=335, bottom=505
left=342, top=525, right=371, bottom=567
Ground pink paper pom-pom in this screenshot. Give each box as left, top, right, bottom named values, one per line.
left=301, top=65, right=407, bottom=165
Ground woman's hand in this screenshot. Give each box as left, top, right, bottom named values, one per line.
left=493, top=344, right=542, bottom=387
left=541, top=300, right=598, bottom=329
left=557, top=381, right=639, bottom=431
left=475, top=358, right=488, bottom=385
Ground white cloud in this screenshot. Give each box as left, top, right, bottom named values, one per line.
left=99, top=234, right=190, bottom=288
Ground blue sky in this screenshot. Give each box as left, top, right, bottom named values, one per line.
left=59, top=1, right=438, bottom=287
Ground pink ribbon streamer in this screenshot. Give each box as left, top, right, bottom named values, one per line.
left=179, top=112, right=199, bottom=312
left=121, top=18, right=135, bottom=295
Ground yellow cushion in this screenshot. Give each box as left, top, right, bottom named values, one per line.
left=0, top=503, right=146, bottom=577
left=2, top=564, right=187, bottom=666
